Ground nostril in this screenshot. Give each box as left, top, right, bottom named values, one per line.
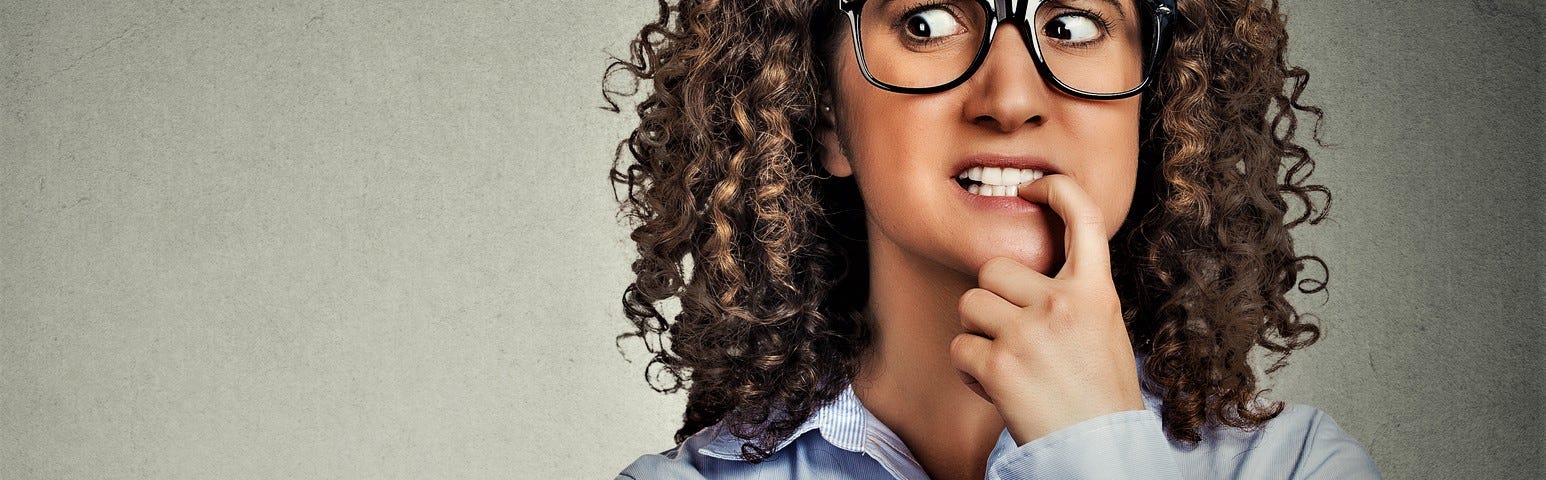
left=973, top=114, right=1043, bottom=132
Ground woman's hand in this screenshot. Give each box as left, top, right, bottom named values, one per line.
left=948, top=174, right=1146, bottom=445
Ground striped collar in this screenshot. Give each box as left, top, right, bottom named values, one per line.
left=696, top=384, right=949, bottom=479
left=696, top=356, right=1158, bottom=472
left=698, top=384, right=872, bottom=458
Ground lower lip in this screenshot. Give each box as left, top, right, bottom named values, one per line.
left=953, top=181, right=1044, bottom=213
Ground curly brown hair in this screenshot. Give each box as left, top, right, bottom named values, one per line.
left=603, top=0, right=1329, bottom=462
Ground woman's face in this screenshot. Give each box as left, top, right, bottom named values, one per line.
left=822, top=16, right=1142, bottom=277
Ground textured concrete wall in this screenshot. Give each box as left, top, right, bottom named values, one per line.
left=1, top=1, right=1539, bottom=479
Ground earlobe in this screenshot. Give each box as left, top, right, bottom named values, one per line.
left=818, top=129, right=853, bottom=178
left=817, top=105, right=854, bottom=178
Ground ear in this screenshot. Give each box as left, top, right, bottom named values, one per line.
left=816, top=103, right=854, bottom=178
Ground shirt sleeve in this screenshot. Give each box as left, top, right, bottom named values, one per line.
left=985, top=406, right=1383, bottom=480
left=615, top=452, right=710, bottom=480
left=986, top=409, right=1183, bottom=480
left=1286, top=408, right=1382, bottom=480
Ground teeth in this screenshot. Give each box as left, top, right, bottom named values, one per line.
left=966, top=183, right=1022, bottom=197
left=975, top=167, right=1042, bottom=186
left=983, top=167, right=1002, bottom=185
left=958, top=166, right=1047, bottom=196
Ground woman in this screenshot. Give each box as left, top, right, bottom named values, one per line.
left=605, top=0, right=1380, bottom=478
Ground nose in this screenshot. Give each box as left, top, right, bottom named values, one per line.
left=963, top=22, right=1051, bottom=132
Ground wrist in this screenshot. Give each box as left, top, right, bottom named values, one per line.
left=1005, top=399, right=1147, bottom=445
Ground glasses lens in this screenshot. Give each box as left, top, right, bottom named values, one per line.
left=1033, top=0, right=1148, bottom=95
left=857, top=0, right=989, bottom=89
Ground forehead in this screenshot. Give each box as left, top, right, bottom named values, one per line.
left=863, top=0, right=1142, bottom=19
left=993, top=0, right=1133, bottom=13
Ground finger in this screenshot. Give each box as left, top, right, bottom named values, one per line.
left=958, top=287, right=1023, bottom=337
left=948, top=333, right=994, bottom=401
left=958, top=369, right=994, bottom=404
left=1016, top=175, right=1112, bottom=279
left=977, top=256, right=1052, bottom=307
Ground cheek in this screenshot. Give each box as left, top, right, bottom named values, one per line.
left=840, top=92, right=958, bottom=200
left=1061, top=103, right=1141, bottom=237
left=1091, top=136, right=1140, bottom=236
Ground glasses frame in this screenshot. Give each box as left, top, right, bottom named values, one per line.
left=837, top=0, right=1178, bottom=99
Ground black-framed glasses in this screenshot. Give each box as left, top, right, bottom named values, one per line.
left=838, top=0, right=1177, bottom=99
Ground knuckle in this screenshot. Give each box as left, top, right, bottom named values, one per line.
left=949, top=334, right=969, bottom=354
left=976, top=287, right=1006, bottom=304
left=1044, top=293, right=1074, bottom=317
left=1047, top=175, right=1076, bottom=195
left=949, top=335, right=984, bottom=366
left=958, top=288, right=985, bottom=311
left=1069, top=209, right=1105, bottom=227
left=979, top=257, right=1014, bottom=279
left=983, top=349, right=1015, bottom=377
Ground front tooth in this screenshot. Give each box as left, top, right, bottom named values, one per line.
left=983, top=167, right=1003, bottom=185
left=1032, top=170, right=1044, bottom=181
left=994, top=185, right=1008, bottom=196
left=1019, top=169, right=1035, bottom=183
left=968, top=167, right=983, bottom=181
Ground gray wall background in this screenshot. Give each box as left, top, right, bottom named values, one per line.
left=1, top=0, right=1539, bottom=478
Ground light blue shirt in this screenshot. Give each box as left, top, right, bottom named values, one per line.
left=617, top=367, right=1382, bottom=479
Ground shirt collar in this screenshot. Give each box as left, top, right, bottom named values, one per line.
left=696, top=355, right=1157, bottom=462
left=697, top=384, right=870, bottom=460
left=695, top=382, right=989, bottom=480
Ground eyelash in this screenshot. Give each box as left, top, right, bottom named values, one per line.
left=886, top=2, right=1116, bottom=48
left=889, top=1, right=965, bottom=47
left=1052, top=9, right=1115, bottom=47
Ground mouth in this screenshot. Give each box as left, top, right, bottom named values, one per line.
left=954, top=166, right=1047, bottom=197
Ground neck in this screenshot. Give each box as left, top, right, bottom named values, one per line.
left=852, top=227, right=1006, bottom=480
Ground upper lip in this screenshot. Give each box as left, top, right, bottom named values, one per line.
left=951, top=154, right=1061, bottom=178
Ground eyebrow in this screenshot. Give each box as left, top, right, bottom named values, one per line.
left=1102, top=0, right=1130, bottom=20
left=1045, top=0, right=1129, bottom=21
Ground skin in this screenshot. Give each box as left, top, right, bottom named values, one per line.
left=817, top=8, right=1148, bottom=480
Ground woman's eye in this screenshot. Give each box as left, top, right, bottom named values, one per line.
left=903, top=8, right=964, bottom=41
left=1042, top=14, right=1101, bottom=44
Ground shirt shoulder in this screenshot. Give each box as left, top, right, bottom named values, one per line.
left=1177, top=403, right=1382, bottom=479
left=615, top=423, right=895, bottom=480
left=613, top=424, right=745, bottom=480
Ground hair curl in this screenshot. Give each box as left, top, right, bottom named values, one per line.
left=604, top=0, right=1329, bottom=462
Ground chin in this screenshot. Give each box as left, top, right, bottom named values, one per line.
left=962, top=226, right=1065, bottom=277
